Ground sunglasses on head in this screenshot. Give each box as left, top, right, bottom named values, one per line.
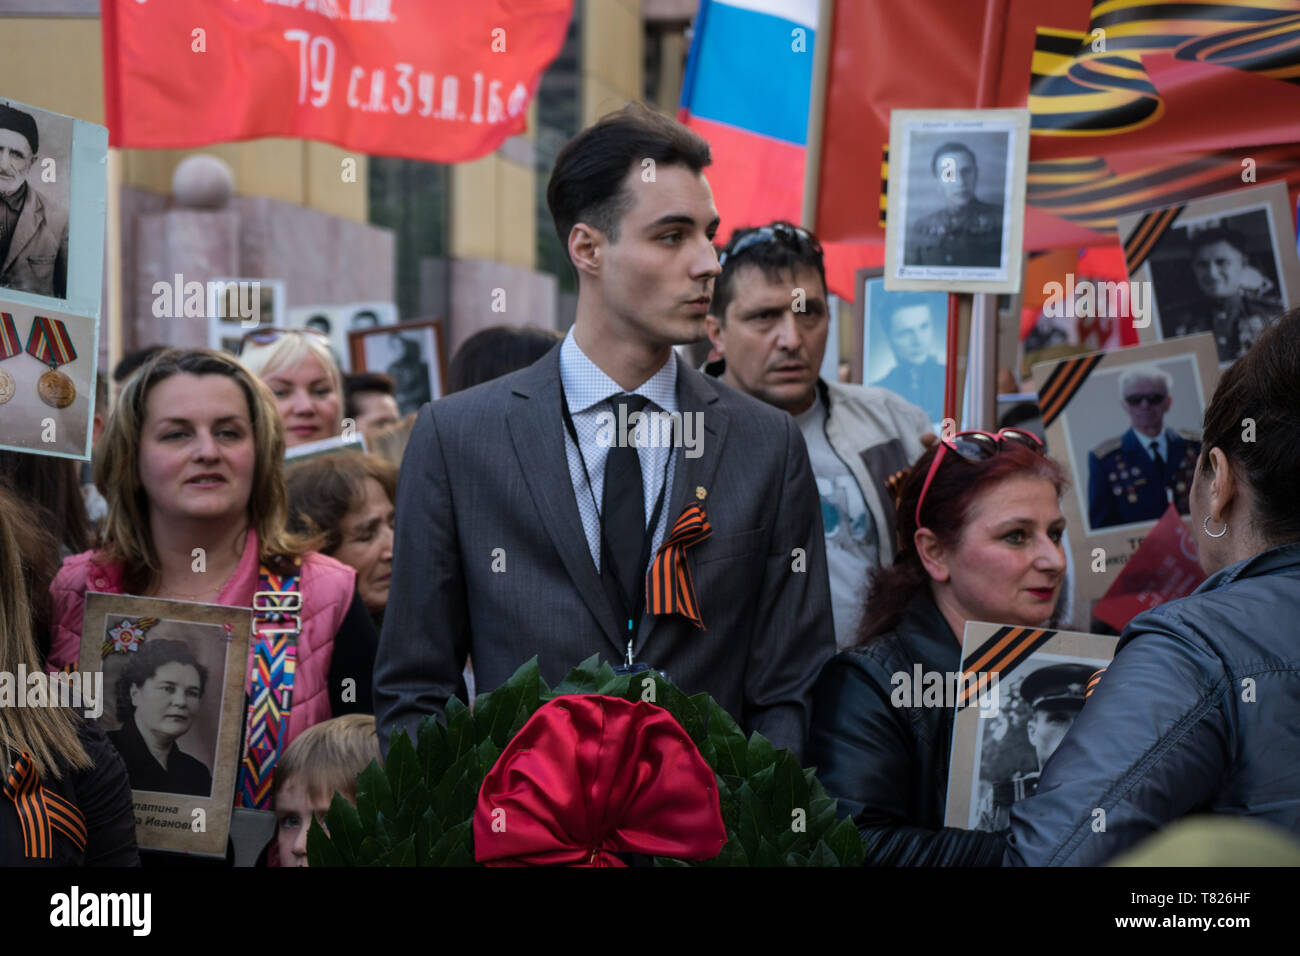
left=914, top=428, right=1045, bottom=528
left=237, top=327, right=331, bottom=356
left=1124, top=392, right=1167, bottom=407
left=717, top=223, right=822, bottom=268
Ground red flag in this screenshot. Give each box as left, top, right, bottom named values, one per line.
left=102, top=0, right=572, bottom=164
left=814, top=0, right=1300, bottom=252
left=1092, top=505, right=1207, bottom=632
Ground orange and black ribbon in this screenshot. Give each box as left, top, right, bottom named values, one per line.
left=957, top=625, right=1060, bottom=709
left=3, top=751, right=87, bottom=859
left=1038, top=351, right=1106, bottom=428
left=1123, top=203, right=1184, bottom=275
left=645, top=503, right=712, bottom=630
left=0, top=313, right=21, bottom=360
left=1086, top=667, right=1106, bottom=699
left=25, top=315, right=76, bottom=369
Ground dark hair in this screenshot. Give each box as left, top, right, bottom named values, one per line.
left=343, top=372, right=396, bottom=420
left=712, top=221, right=828, bottom=323
left=883, top=292, right=939, bottom=332
left=1199, top=306, right=1300, bottom=545
left=285, top=452, right=397, bottom=555
left=112, top=345, right=168, bottom=385
left=115, top=638, right=208, bottom=721
left=1189, top=226, right=1249, bottom=259
left=0, top=451, right=91, bottom=555
left=930, top=142, right=976, bottom=177
left=447, top=325, right=562, bottom=394
left=858, top=441, right=1068, bottom=644
left=546, top=102, right=711, bottom=265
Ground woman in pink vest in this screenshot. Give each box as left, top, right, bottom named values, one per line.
left=48, top=348, right=379, bottom=757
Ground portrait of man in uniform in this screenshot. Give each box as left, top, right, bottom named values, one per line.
left=978, top=662, right=1095, bottom=831
left=903, top=141, right=1004, bottom=269
left=1160, top=224, right=1283, bottom=363
left=868, top=292, right=946, bottom=423
left=1087, top=365, right=1201, bottom=531
left=0, top=102, right=69, bottom=300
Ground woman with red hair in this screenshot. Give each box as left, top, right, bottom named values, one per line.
left=807, top=431, right=1069, bottom=866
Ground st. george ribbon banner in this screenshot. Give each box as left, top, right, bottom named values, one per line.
left=102, top=0, right=573, bottom=163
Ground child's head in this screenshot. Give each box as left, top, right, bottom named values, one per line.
left=273, top=714, right=380, bottom=867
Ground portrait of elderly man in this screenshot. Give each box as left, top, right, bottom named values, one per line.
left=1087, top=364, right=1202, bottom=530
left=869, top=292, right=946, bottom=423
left=0, top=103, right=68, bottom=300
left=1162, top=225, right=1282, bottom=363
left=904, top=141, right=1004, bottom=269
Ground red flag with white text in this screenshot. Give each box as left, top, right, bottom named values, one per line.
left=102, top=0, right=573, bottom=163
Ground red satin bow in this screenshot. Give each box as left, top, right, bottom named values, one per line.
left=473, top=695, right=727, bottom=866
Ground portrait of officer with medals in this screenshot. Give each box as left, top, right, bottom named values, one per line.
left=903, top=141, right=1005, bottom=269
left=1087, top=364, right=1202, bottom=531
left=1160, top=224, right=1283, bottom=363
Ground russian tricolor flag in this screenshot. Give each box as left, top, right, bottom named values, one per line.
left=679, top=0, right=817, bottom=239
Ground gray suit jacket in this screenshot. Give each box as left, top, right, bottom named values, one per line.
left=0, top=185, right=68, bottom=300
left=374, top=346, right=835, bottom=759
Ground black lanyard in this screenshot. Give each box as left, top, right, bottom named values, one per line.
left=559, top=385, right=673, bottom=655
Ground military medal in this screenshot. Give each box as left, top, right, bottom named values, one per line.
left=0, top=313, right=19, bottom=405
left=25, top=315, right=77, bottom=409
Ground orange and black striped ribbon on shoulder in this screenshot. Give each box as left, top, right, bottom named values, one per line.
left=645, top=503, right=712, bottom=630
left=957, top=625, right=1061, bottom=709
left=1037, top=351, right=1106, bottom=428
left=3, top=751, right=87, bottom=859
left=1086, top=666, right=1106, bottom=699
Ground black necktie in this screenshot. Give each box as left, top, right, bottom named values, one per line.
left=602, top=394, right=650, bottom=618
left=1149, top=440, right=1167, bottom=491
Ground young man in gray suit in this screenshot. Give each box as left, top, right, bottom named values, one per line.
left=374, top=104, right=835, bottom=759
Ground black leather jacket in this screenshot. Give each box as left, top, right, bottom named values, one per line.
left=1006, top=541, right=1300, bottom=865
left=806, top=590, right=1006, bottom=865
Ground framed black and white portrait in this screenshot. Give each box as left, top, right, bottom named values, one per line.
left=946, top=622, right=1117, bottom=833
left=884, top=108, right=1029, bottom=294
left=288, top=301, right=398, bottom=373
left=854, top=267, right=953, bottom=428
left=1030, top=335, right=1220, bottom=600
left=208, top=279, right=286, bottom=355
left=81, top=593, right=250, bottom=858
left=1118, top=181, right=1300, bottom=365
left=349, top=318, right=445, bottom=416
left=0, top=96, right=105, bottom=316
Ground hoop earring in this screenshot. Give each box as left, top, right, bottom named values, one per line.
left=1203, top=515, right=1228, bottom=538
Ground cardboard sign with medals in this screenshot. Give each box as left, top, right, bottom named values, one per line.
left=1030, top=334, right=1220, bottom=601
left=0, top=95, right=106, bottom=460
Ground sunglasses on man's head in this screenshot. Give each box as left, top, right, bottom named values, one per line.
left=914, top=428, right=1045, bottom=528
left=1124, top=392, right=1167, bottom=407
left=237, top=327, right=331, bottom=356
left=717, top=223, right=822, bottom=268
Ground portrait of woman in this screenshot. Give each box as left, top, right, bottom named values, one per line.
left=107, top=638, right=213, bottom=798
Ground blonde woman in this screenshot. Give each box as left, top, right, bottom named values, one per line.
left=47, top=349, right=378, bottom=750
left=0, top=485, right=138, bottom=865
left=238, top=329, right=344, bottom=448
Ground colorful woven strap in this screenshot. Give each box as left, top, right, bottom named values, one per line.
left=644, top=504, right=712, bottom=629
left=0, top=313, right=20, bottom=360
left=24, top=315, right=76, bottom=367
left=236, top=561, right=302, bottom=810
left=3, top=751, right=87, bottom=859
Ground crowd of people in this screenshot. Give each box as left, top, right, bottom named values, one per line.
left=2, top=104, right=1298, bottom=867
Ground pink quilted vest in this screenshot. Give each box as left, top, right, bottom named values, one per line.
left=48, top=529, right=356, bottom=746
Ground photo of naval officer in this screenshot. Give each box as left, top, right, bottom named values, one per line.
left=1087, top=365, right=1201, bottom=531
left=0, top=102, right=70, bottom=301
left=977, top=662, right=1096, bottom=831
left=903, top=140, right=1005, bottom=269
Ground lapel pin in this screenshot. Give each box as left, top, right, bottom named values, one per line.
left=695, top=486, right=707, bottom=501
